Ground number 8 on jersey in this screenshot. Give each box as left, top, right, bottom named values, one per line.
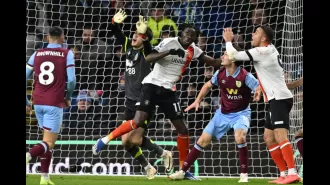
left=39, top=61, right=55, bottom=85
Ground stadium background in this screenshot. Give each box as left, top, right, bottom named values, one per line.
left=26, top=0, right=303, bottom=178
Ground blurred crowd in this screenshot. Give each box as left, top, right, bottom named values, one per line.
left=26, top=0, right=303, bottom=138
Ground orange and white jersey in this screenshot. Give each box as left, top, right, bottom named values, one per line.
left=142, top=37, right=203, bottom=90
left=226, top=42, right=293, bottom=102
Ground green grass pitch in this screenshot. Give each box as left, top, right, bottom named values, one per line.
left=26, top=175, right=274, bottom=185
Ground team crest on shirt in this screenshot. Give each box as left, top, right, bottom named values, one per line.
left=126, top=59, right=133, bottom=67
left=236, top=81, right=242, bottom=88
left=221, top=80, right=226, bottom=84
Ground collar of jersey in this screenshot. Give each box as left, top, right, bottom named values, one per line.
left=175, top=37, right=194, bottom=49
left=226, top=66, right=241, bottom=78
left=47, top=43, right=62, bottom=48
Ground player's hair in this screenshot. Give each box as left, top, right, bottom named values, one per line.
left=179, top=23, right=201, bottom=43
left=259, top=25, right=274, bottom=43
left=161, top=25, right=176, bottom=37
left=49, top=26, right=63, bottom=38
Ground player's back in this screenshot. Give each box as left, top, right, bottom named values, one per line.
left=252, top=44, right=292, bottom=101
left=33, top=47, right=69, bottom=108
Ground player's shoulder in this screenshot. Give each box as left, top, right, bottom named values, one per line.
left=161, top=37, right=178, bottom=45
left=155, top=37, right=178, bottom=50
left=253, top=44, right=278, bottom=55
left=239, top=67, right=249, bottom=75
left=218, top=67, right=226, bottom=73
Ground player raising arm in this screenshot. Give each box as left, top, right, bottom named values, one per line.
left=92, top=10, right=172, bottom=179
left=145, top=24, right=223, bottom=69
left=26, top=27, right=76, bottom=185
left=224, top=27, right=300, bottom=184
left=286, top=76, right=303, bottom=159
left=169, top=51, right=259, bottom=183
left=93, top=23, right=223, bottom=180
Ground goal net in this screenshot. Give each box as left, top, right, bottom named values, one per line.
left=281, top=0, right=303, bottom=177
left=26, top=0, right=303, bottom=178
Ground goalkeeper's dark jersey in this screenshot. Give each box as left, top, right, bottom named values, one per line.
left=112, top=24, right=152, bottom=101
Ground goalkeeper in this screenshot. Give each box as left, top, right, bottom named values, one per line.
left=93, top=9, right=173, bottom=179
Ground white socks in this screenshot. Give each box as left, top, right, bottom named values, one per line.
left=288, top=168, right=297, bottom=175
left=101, top=136, right=110, bottom=144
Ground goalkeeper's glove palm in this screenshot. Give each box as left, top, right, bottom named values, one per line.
left=136, top=15, right=148, bottom=34
left=112, top=9, right=127, bottom=24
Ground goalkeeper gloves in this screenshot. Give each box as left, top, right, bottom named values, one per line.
left=136, top=15, right=148, bottom=35
left=112, top=9, right=128, bottom=24
left=170, top=49, right=185, bottom=58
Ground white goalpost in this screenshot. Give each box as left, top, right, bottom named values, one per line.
left=26, top=0, right=303, bottom=178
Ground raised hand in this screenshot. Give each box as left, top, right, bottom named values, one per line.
left=112, top=9, right=128, bottom=24
left=223, top=28, right=234, bottom=43
left=136, top=15, right=148, bottom=34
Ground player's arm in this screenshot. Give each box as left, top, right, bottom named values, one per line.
left=143, top=39, right=152, bottom=55
left=286, top=76, right=303, bottom=90
left=245, top=73, right=259, bottom=92
left=245, top=73, right=262, bottom=101
left=66, top=50, right=76, bottom=100
left=199, top=43, right=244, bottom=69
left=198, top=70, right=219, bottom=101
left=113, top=23, right=131, bottom=52
left=185, top=80, right=213, bottom=112
left=185, top=70, right=219, bottom=112
left=223, top=28, right=264, bottom=62
left=198, top=54, right=222, bottom=69
left=145, top=50, right=171, bottom=63
left=136, top=16, right=153, bottom=56
left=225, top=42, right=267, bottom=62
left=111, top=9, right=130, bottom=51
left=196, top=80, right=214, bottom=103
left=26, top=52, right=36, bottom=106
left=145, top=39, right=185, bottom=63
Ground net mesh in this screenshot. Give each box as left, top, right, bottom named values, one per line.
left=281, top=0, right=303, bottom=177
left=26, top=0, right=303, bottom=177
